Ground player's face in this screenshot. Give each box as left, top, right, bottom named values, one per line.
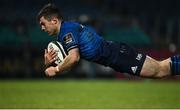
left=39, top=16, right=58, bottom=36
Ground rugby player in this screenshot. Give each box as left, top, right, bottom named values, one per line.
left=37, top=4, right=180, bottom=78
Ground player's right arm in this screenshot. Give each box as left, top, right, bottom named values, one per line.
left=57, top=48, right=80, bottom=72
left=44, top=49, right=57, bottom=67
left=45, top=48, right=80, bottom=77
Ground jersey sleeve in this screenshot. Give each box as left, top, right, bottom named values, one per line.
left=61, top=29, right=79, bottom=52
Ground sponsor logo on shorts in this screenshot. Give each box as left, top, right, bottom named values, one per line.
left=136, top=54, right=142, bottom=61
left=131, top=66, right=138, bottom=74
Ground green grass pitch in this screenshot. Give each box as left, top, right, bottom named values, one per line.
left=0, top=79, right=180, bottom=109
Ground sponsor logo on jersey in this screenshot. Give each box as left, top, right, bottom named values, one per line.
left=131, top=66, right=138, bottom=74
left=63, top=33, right=74, bottom=44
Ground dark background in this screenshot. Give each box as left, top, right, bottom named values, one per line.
left=0, top=0, right=180, bottom=79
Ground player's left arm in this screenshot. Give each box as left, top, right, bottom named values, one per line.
left=45, top=48, right=80, bottom=77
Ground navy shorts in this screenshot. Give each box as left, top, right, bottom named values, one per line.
left=94, top=41, right=146, bottom=76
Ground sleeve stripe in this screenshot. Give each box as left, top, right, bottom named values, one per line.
left=67, top=45, right=78, bottom=52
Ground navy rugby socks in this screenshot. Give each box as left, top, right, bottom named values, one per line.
left=171, top=55, right=180, bottom=75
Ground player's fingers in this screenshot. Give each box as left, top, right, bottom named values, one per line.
left=50, top=50, right=57, bottom=56
left=51, top=50, right=57, bottom=56
left=49, top=48, right=54, bottom=54
left=50, top=57, right=56, bottom=63
left=47, top=51, right=56, bottom=59
left=44, top=49, right=47, bottom=56
left=49, top=50, right=53, bottom=55
left=51, top=53, right=57, bottom=59
left=45, top=49, right=48, bottom=54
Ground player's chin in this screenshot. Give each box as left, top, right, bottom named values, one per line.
left=48, top=32, right=56, bottom=36
left=48, top=32, right=53, bottom=36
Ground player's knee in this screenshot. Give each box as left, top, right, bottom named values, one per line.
left=140, top=62, right=166, bottom=78
left=154, top=71, right=165, bottom=78
left=153, top=62, right=170, bottom=78
left=145, top=68, right=165, bottom=78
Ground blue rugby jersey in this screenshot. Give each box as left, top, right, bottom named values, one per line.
left=57, top=21, right=146, bottom=75
left=57, top=21, right=105, bottom=61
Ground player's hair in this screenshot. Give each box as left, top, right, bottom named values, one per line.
left=37, top=3, right=63, bottom=21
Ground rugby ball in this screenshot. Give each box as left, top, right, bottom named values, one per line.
left=47, top=41, right=67, bottom=65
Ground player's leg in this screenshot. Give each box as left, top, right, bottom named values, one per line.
left=140, top=56, right=171, bottom=78
left=107, top=42, right=180, bottom=77
left=140, top=55, right=180, bottom=78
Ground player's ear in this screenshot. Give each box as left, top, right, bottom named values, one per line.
left=51, top=18, right=58, bottom=24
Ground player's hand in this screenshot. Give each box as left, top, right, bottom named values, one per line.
left=44, top=49, right=57, bottom=66
left=45, top=66, right=58, bottom=77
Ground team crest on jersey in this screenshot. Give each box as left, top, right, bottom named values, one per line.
left=63, top=33, right=74, bottom=44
